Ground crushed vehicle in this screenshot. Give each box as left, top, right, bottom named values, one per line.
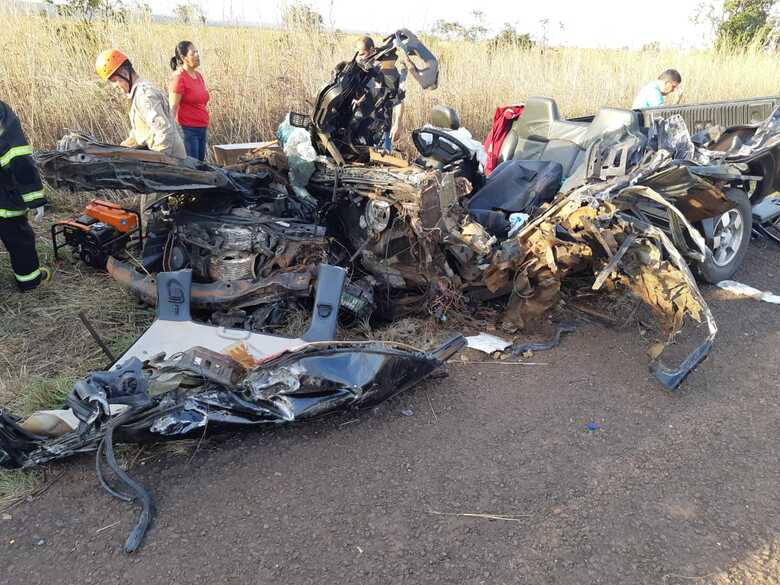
left=39, top=121, right=759, bottom=389
left=310, top=28, right=439, bottom=164
left=619, top=96, right=780, bottom=250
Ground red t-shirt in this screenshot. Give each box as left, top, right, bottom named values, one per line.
left=171, top=71, right=210, bottom=128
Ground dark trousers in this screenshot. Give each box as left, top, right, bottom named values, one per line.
left=0, top=215, right=41, bottom=290
left=181, top=126, right=208, bottom=161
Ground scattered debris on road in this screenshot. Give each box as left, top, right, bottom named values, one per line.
left=465, top=333, right=513, bottom=354
left=716, top=280, right=780, bottom=304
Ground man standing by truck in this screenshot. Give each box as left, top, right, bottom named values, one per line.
left=0, top=100, right=50, bottom=290
left=632, top=69, right=682, bottom=109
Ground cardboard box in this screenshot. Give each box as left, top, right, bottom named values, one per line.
left=212, top=141, right=278, bottom=166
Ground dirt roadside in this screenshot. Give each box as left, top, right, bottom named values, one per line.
left=1, top=241, right=779, bottom=585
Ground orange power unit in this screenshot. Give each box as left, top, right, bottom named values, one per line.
left=51, top=199, right=142, bottom=269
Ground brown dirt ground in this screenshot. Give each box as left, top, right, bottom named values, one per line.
left=1, top=240, right=779, bottom=585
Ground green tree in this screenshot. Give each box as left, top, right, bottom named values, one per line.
left=173, top=1, right=206, bottom=25
left=43, top=0, right=127, bottom=47
left=431, top=12, right=490, bottom=42
left=468, top=10, right=488, bottom=41
left=717, top=0, right=775, bottom=48
left=44, top=0, right=127, bottom=23
left=431, top=19, right=467, bottom=40
left=490, top=23, right=535, bottom=50
left=132, top=1, right=152, bottom=21
left=281, top=1, right=324, bottom=31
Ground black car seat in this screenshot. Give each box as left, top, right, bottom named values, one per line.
left=468, top=159, right=562, bottom=238
left=498, top=97, right=589, bottom=176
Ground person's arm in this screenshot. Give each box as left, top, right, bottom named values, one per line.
left=168, top=71, right=184, bottom=122
left=0, top=101, right=46, bottom=211
left=120, top=93, right=139, bottom=147
left=169, top=91, right=182, bottom=121
left=666, top=88, right=684, bottom=106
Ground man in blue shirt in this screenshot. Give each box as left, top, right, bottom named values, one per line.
left=632, top=69, right=682, bottom=109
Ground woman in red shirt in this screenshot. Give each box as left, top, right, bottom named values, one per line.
left=168, top=41, right=210, bottom=160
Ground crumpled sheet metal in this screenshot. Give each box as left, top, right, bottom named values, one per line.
left=310, top=160, right=432, bottom=202
left=152, top=339, right=463, bottom=433
left=40, top=118, right=728, bottom=390
left=35, top=144, right=271, bottom=196
left=693, top=105, right=780, bottom=164
left=0, top=335, right=465, bottom=552
left=485, top=182, right=716, bottom=389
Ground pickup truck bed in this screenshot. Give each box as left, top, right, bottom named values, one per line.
left=637, top=96, right=780, bottom=133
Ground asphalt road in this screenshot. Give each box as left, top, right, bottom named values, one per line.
left=2, top=241, right=779, bottom=585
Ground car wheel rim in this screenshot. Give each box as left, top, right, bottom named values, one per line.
left=711, top=209, right=744, bottom=267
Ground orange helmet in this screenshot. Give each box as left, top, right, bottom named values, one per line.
left=95, top=49, right=129, bottom=81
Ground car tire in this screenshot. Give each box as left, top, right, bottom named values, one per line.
left=696, top=187, right=752, bottom=284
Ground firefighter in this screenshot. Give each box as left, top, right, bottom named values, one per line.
left=95, top=49, right=186, bottom=158
left=0, top=100, right=50, bottom=291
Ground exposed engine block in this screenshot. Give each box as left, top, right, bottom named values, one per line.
left=160, top=207, right=328, bottom=283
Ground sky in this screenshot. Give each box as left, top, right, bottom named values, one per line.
left=35, top=0, right=721, bottom=49
left=160, top=0, right=718, bottom=49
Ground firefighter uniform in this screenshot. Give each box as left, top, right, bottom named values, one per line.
left=0, top=100, right=47, bottom=290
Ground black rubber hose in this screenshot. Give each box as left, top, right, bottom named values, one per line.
left=95, top=437, right=133, bottom=503
left=100, top=408, right=155, bottom=553
left=511, top=322, right=579, bottom=356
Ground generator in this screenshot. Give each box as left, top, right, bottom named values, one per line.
left=51, top=199, right=142, bottom=269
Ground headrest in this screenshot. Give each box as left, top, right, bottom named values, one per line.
left=584, top=107, right=639, bottom=143
left=432, top=105, right=461, bottom=130
left=514, top=97, right=561, bottom=139
left=524, top=97, right=560, bottom=122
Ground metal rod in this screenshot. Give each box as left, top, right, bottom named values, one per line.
left=78, top=311, right=117, bottom=364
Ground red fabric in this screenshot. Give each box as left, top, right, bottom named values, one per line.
left=172, top=71, right=210, bottom=128
left=482, top=105, right=524, bottom=175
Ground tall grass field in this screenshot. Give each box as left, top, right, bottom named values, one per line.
left=2, top=7, right=780, bottom=150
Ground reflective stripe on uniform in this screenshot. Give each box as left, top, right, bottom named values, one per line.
left=0, top=144, right=33, bottom=167
left=14, top=268, right=41, bottom=282
left=21, top=190, right=45, bottom=203
left=0, top=208, right=27, bottom=218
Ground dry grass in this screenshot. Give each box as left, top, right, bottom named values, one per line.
left=2, top=8, right=780, bottom=151
left=0, top=469, right=42, bottom=512
left=0, top=219, right=154, bottom=413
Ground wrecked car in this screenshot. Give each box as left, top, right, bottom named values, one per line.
left=310, top=28, right=439, bottom=164
left=36, top=116, right=722, bottom=391
left=14, top=27, right=780, bottom=555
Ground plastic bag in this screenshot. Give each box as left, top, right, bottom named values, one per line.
left=276, top=113, right=318, bottom=207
